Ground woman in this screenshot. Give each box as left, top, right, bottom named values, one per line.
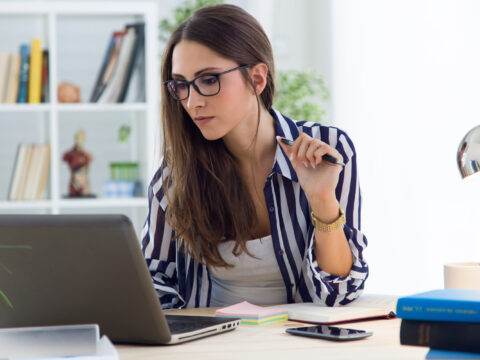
left=141, top=4, right=368, bottom=309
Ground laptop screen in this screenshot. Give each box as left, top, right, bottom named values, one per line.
left=0, top=214, right=172, bottom=344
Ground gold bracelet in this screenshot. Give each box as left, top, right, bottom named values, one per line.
left=310, top=208, right=346, bottom=232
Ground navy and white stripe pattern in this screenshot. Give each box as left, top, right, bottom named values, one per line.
left=141, top=109, right=368, bottom=309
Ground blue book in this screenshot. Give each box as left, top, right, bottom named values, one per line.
left=427, top=349, right=480, bottom=359
left=17, top=44, right=30, bottom=103
left=397, top=289, right=480, bottom=322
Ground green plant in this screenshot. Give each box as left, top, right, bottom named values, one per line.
left=159, top=0, right=329, bottom=123
left=274, top=69, right=329, bottom=123
left=118, top=124, right=131, bottom=143
left=159, top=0, right=224, bottom=43
left=0, top=244, right=32, bottom=308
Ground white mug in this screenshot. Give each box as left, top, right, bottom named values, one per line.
left=444, top=262, right=480, bottom=290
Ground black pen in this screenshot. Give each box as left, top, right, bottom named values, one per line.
left=279, top=137, right=345, bottom=167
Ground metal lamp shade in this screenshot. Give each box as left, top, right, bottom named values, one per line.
left=458, top=125, right=480, bottom=179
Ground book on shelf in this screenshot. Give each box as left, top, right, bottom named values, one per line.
left=97, top=27, right=136, bottom=103
left=400, top=319, right=480, bottom=354
left=90, top=31, right=121, bottom=102
left=28, top=38, right=43, bottom=103
left=272, top=294, right=398, bottom=324
left=396, top=289, right=480, bottom=323
left=41, top=49, right=49, bottom=103
left=117, top=22, right=145, bottom=103
left=91, top=22, right=145, bottom=103
left=5, top=53, right=21, bottom=104
left=0, top=41, right=49, bottom=105
left=8, top=142, right=50, bottom=201
left=17, top=44, right=30, bottom=103
left=0, top=52, right=9, bottom=102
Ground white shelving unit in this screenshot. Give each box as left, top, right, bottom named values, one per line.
left=0, top=2, right=160, bottom=235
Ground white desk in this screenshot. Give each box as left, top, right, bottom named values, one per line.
left=116, top=307, right=429, bottom=360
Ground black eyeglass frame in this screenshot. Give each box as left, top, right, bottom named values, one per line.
left=164, top=65, right=249, bottom=101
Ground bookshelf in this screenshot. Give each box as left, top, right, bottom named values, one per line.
left=0, top=2, right=160, bottom=235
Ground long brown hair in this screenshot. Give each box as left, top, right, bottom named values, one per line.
left=161, top=4, right=275, bottom=267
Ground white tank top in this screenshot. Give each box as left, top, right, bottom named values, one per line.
left=209, top=235, right=288, bottom=307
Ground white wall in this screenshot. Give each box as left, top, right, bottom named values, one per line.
left=6, top=0, right=479, bottom=296
left=330, top=0, right=480, bottom=295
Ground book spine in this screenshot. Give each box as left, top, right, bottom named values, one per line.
left=400, top=319, right=480, bottom=353
left=0, top=53, right=10, bottom=102
left=28, top=39, right=42, bottom=103
left=41, top=50, right=49, bottom=103
left=396, top=297, right=480, bottom=322
left=8, top=144, right=27, bottom=200
left=90, top=34, right=115, bottom=102
left=5, top=53, right=21, bottom=104
left=17, top=44, right=30, bottom=103
left=117, top=23, right=144, bottom=103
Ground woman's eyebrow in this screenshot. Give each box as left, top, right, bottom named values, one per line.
left=172, top=67, right=222, bottom=79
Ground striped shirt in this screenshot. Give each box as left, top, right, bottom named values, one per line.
left=141, top=109, right=369, bottom=309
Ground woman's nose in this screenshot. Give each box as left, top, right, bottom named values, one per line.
left=185, top=85, right=205, bottom=109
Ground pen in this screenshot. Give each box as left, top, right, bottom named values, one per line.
left=280, top=137, right=345, bottom=167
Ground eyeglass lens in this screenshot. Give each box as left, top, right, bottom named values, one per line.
left=167, top=75, right=220, bottom=100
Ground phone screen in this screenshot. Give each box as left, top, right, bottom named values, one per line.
left=286, top=325, right=373, bottom=341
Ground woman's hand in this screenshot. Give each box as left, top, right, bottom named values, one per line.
left=277, top=134, right=343, bottom=206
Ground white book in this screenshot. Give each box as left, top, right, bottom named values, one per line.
left=35, top=142, right=50, bottom=200
left=97, top=28, right=137, bottom=103
left=0, top=52, right=10, bottom=103
left=8, top=144, right=28, bottom=200
left=5, top=53, right=21, bottom=104
left=275, top=294, right=398, bottom=324
left=14, top=144, right=34, bottom=201
left=24, top=144, right=43, bottom=200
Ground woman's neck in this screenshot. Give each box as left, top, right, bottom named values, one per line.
left=222, top=107, right=276, bottom=169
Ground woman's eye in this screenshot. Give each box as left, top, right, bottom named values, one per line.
left=199, top=76, right=218, bottom=86
left=175, top=82, right=188, bottom=90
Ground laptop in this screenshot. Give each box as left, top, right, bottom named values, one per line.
left=0, top=214, right=240, bottom=344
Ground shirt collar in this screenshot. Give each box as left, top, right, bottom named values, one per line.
left=270, top=108, right=299, bottom=182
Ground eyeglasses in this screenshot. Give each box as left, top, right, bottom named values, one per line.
left=164, top=65, right=248, bottom=101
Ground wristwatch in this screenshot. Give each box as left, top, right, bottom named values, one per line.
left=310, top=208, right=346, bottom=232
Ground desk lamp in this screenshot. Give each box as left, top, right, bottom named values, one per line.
left=458, top=125, right=480, bottom=178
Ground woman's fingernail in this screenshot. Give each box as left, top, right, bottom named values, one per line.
left=303, top=161, right=308, bottom=167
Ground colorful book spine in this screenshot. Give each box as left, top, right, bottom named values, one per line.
left=396, top=289, right=480, bottom=322
left=400, top=319, right=480, bottom=353
left=28, top=38, right=42, bottom=103
left=17, top=44, right=30, bottom=103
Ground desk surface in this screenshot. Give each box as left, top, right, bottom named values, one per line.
left=116, top=307, right=429, bottom=360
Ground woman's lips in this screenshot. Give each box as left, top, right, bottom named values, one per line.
left=194, top=116, right=214, bottom=125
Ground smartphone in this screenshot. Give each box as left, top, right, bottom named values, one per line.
left=286, top=325, right=373, bottom=341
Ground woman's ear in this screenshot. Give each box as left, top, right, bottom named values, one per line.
left=249, top=63, right=269, bottom=95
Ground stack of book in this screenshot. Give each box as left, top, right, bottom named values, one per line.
left=0, top=39, right=49, bottom=104
left=8, top=143, right=50, bottom=201
left=397, top=289, right=480, bottom=358
left=90, top=22, right=145, bottom=103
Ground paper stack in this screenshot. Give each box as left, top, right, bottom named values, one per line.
left=215, top=301, right=288, bottom=325
left=0, top=324, right=118, bottom=360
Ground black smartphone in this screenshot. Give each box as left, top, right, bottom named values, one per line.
left=286, top=325, right=372, bottom=341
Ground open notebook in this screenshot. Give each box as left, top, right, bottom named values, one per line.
left=273, top=294, right=398, bottom=324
